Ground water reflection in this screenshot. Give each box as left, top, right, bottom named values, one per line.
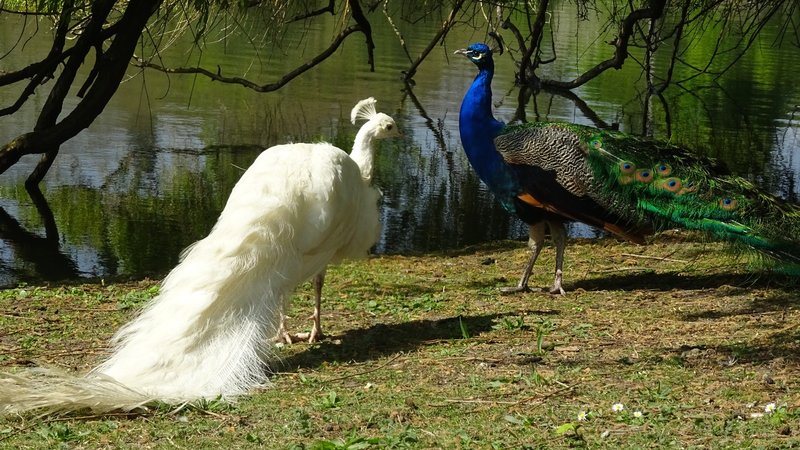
left=0, top=6, right=798, bottom=286
left=0, top=186, right=79, bottom=285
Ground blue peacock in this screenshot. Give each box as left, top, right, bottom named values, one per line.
left=456, top=42, right=800, bottom=294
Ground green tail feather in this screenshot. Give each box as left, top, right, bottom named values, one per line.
left=556, top=123, right=800, bottom=275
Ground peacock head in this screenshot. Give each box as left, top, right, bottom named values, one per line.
left=351, top=97, right=401, bottom=140
left=454, top=43, right=494, bottom=69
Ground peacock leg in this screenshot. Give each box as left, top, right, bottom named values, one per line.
left=549, top=221, right=567, bottom=295
left=273, top=311, right=295, bottom=344
left=282, top=270, right=327, bottom=343
left=272, top=271, right=327, bottom=344
left=306, top=270, right=326, bottom=343
left=500, top=222, right=546, bottom=294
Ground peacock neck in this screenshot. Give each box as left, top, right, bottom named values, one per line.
left=350, top=127, right=375, bottom=181
left=461, top=65, right=502, bottom=131
left=458, top=63, right=521, bottom=208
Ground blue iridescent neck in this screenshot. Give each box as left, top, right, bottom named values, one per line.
left=458, top=61, right=521, bottom=209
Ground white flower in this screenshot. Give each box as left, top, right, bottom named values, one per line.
left=633, top=410, right=643, bottom=418
left=611, top=403, right=624, bottom=413
left=765, top=402, right=777, bottom=413
left=577, top=411, right=588, bottom=421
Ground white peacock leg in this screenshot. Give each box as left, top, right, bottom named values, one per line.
left=307, top=270, right=326, bottom=343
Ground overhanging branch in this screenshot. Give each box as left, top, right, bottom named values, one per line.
left=134, top=25, right=362, bottom=92
left=542, top=0, right=667, bottom=90
left=402, top=0, right=466, bottom=82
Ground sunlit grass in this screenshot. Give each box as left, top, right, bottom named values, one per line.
left=1, top=235, right=799, bottom=448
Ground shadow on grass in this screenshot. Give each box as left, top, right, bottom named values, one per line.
left=667, top=327, right=800, bottom=365
left=679, top=291, right=800, bottom=363
left=570, top=270, right=797, bottom=293
left=682, top=291, right=800, bottom=321
left=272, top=310, right=547, bottom=372
left=367, top=281, right=444, bottom=299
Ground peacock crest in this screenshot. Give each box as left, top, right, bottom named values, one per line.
left=351, top=97, right=378, bottom=124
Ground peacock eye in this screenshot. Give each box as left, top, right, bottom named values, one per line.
left=387, top=124, right=393, bottom=130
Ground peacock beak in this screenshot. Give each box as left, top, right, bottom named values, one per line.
left=454, top=48, right=468, bottom=56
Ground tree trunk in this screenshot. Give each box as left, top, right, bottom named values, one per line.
left=0, top=0, right=164, bottom=183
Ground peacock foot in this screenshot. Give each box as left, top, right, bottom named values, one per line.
left=272, top=330, right=325, bottom=344
left=272, top=330, right=296, bottom=345
left=499, top=285, right=542, bottom=295
left=289, top=329, right=325, bottom=343
left=549, top=271, right=566, bottom=295
left=549, top=285, right=566, bottom=295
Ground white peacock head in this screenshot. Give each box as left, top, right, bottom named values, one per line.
left=351, top=97, right=400, bottom=139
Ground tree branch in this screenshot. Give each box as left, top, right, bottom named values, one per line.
left=383, top=0, right=413, bottom=64
left=402, top=0, right=466, bottom=82
left=287, top=0, right=335, bottom=23
left=0, top=5, right=74, bottom=116
left=0, top=0, right=164, bottom=179
left=542, top=0, right=667, bottom=90
left=655, top=0, right=690, bottom=94
left=520, top=0, right=549, bottom=87
left=0, top=18, right=124, bottom=115
left=135, top=25, right=362, bottom=92
left=348, top=0, right=374, bottom=71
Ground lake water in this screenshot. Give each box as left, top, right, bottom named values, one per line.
left=0, top=4, right=798, bottom=286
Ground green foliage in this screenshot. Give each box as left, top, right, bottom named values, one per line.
left=492, top=315, right=528, bottom=331
left=533, top=317, right=556, bottom=353
left=317, top=391, right=340, bottom=410
left=458, top=316, right=470, bottom=339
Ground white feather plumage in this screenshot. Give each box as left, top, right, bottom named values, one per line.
left=0, top=99, right=399, bottom=415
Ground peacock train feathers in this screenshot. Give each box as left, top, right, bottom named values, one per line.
left=498, top=122, right=800, bottom=273
left=456, top=42, right=800, bottom=293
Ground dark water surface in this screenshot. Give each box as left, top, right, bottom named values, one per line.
left=0, top=5, right=798, bottom=286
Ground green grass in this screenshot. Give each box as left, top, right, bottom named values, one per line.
left=1, top=234, right=799, bottom=448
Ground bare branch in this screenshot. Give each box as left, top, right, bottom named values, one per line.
left=655, top=0, right=690, bottom=94
left=286, top=0, right=335, bottom=23
left=541, top=0, right=667, bottom=90
left=383, top=0, right=413, bottom=64
left=0, top=0, right=164, bottom=180
left=348, top=0, right=375, bottom=71
left=134, top=25, right=363, bottom=92
left=402, top=0, right=466, bottom=82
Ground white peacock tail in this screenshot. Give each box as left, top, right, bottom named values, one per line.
left=0, top=97, right=398, bottom=416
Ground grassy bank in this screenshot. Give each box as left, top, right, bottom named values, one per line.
left=1, top=235, right=799, bottom=449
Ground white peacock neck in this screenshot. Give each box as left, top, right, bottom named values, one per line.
left=350, top=123, right=377, bottom=182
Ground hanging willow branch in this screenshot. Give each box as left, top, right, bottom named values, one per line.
left=402, top=0, right=466, bottom=82
left=541, top=0, right=667, bottom=90
left=135, top=0, right=376, bottom=91
left=135, top=25, right=362, bottom=92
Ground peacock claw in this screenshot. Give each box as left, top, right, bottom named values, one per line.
left=549, top=286, right=566, bottom=295
left=306, top=328, right=325, bottom=343
left=272, top=330, right=325, bottom=344
left=272, top=331, right=296, bottom=345
left=499, top=285, right=542, bottom=295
